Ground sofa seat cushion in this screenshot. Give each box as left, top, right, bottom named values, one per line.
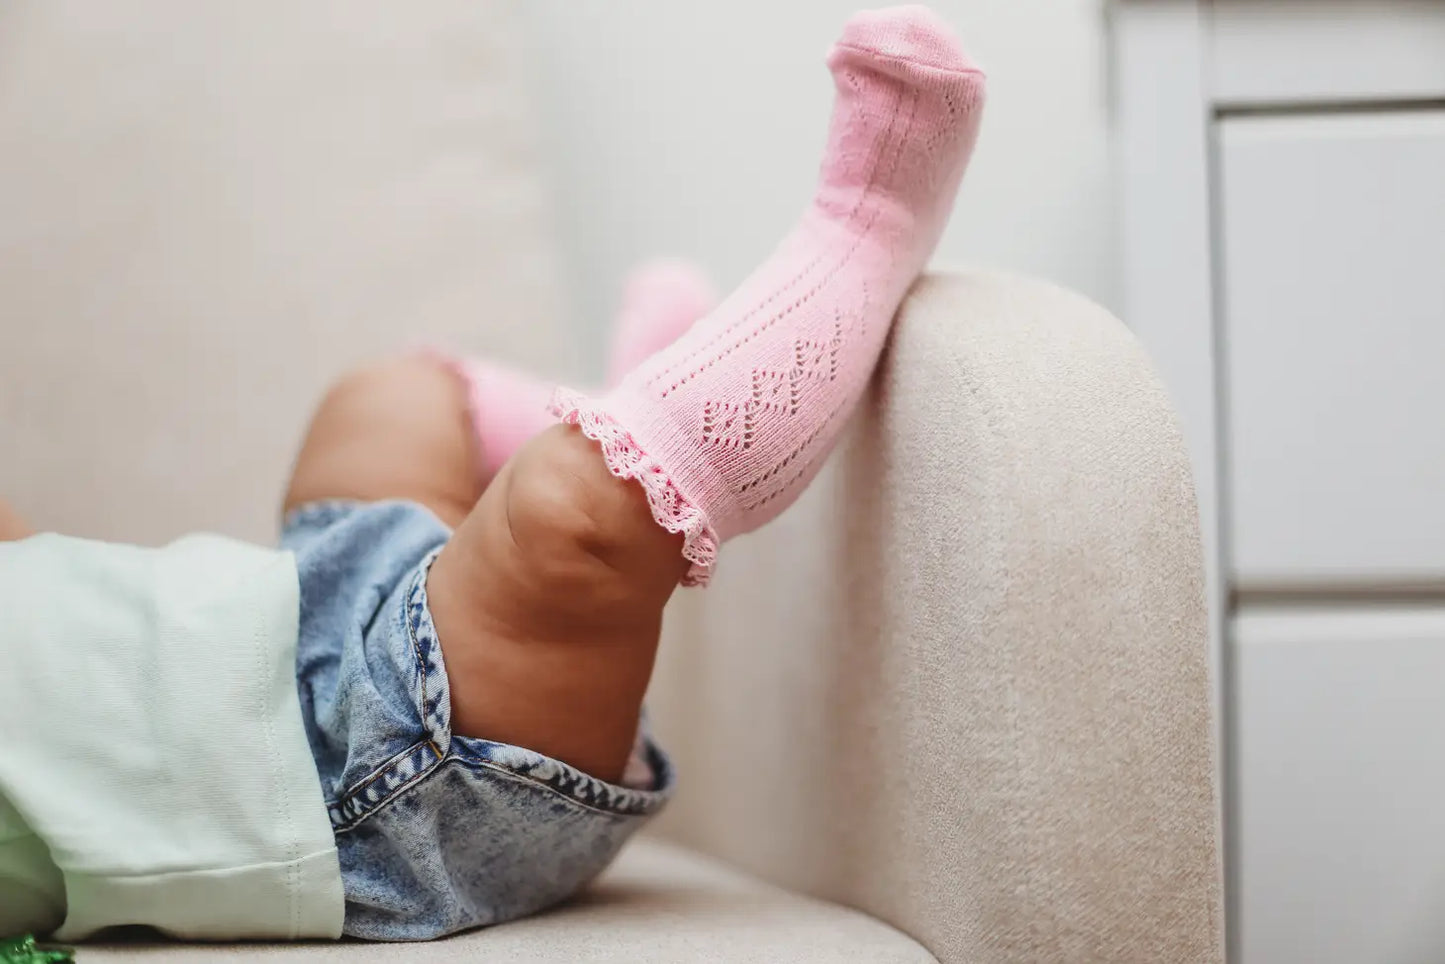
left=80, top=838, right=936, bottom=963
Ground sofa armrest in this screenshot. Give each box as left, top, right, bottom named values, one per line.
left=648, top=269, right=1223, bottom=963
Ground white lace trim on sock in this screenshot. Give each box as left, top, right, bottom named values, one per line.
left=550, top=387, right=719, bottom=587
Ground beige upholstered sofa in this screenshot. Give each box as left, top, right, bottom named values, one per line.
left=0, top=2, right=1223, bottom=961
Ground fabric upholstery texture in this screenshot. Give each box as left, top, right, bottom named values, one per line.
left=78, top=839, right=936, bottom=963
left=650, top=271, right=1224, bottom=962
left=0, top=0, right=568, bottom=545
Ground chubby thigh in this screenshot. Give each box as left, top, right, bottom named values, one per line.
left=0, top=532, right=343, bottom=941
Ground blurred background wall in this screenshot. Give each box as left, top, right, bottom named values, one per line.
left=515, top=1, right=1114, bottom=367
left=0, top=0, right=1112, bottom=538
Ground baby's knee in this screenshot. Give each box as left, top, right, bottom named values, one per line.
left=314, top=357, right=458, bottom=427
left=499, top=425, right=687, bottom=600
left=286, top=356, right=478, bottom=523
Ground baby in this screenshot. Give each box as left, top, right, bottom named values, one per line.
left=0, top=5, right=984, bottom=943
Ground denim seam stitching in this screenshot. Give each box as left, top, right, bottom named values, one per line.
left=329, top=750, right=662, bottom=837
left=324, top=735, right=435, bottom=810
left=405, top=550, right=448, bottom=739
left=326, top=551, right=451, bottom=830
left=446, top=756, right=665, bottom=818
left=327, top=739, right=444, bottom=830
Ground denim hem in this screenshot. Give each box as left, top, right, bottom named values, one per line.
left=448, top=736, right=672, bottom=819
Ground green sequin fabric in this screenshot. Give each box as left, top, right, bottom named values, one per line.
left=0, top=936, right=74, bottom=964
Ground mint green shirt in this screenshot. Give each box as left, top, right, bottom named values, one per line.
left=0, top=533, right=343, bottom=940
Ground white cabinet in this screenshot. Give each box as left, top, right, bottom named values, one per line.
left=1114, top=2, right=1445, bottom=961
left=1219, top=110, right=1445, bottom=586
left=1210, top=0, right=1445, bottom=105
left=1235, top=607, right=1445, bottom=964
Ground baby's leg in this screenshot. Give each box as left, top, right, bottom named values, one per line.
left=283, top=360, right=681, bottom=782
left=283, top=271, right=711, bottom=783
left=289, top=5, right=982, bottom=790
left=285, top=357, right=483, bottom=528
left=427, top=426, right=687, bottom=783
left=285, top=263, right=713, bottom=525
left=0, top=499, right=32, bottom=541
left=427, top=5, right=983, bottom=785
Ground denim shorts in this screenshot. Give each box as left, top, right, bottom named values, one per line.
left=281, top=500, right=673, bottom=941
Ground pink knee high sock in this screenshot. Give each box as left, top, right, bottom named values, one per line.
left=440, top=260, right=716, bottom=480
left=608, top=260, right=718, bottom=386
left=552, top=5, right=986, bottom=586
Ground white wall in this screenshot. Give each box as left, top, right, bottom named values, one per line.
left=515, top=1, right=1114, bottom=367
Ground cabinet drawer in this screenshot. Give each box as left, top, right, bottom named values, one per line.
left=1235, top=607, right=1445, bottom=963
left=1210, top=0, right=1445, bottom=107
left=1218, top=110, right=1445, bottom=586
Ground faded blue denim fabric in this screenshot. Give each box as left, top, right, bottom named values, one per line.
left=282, top=500, right=672, bottom=941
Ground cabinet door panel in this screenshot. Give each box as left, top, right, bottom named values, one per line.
left=1219, top=111, right=1445, bottom=585
left=1235, top=607, right=1445, bottom=963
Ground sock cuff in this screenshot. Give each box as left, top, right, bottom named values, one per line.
left=549, top=386, right=719, bottom=587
